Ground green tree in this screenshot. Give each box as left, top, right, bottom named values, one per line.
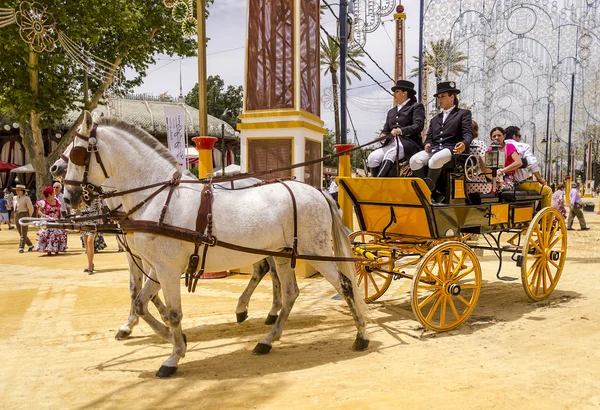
left=0, top=0, right=213, bottom=196
left=320, top=36, right=366, bottom=145
left=322, top=128, right=336, bottom=167
left=410, top=39, right=467, bottom=84
left=185, top=75, right=243, bottom=128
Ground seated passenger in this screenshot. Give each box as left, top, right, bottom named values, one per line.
left=466, top=120, right=492, bottom=195
left=480, top=127, right=522, bottom=190
left=367, top=79, right=425, bottom=177
left=504, top=126, right=552, bottom=208
left=409, top=81, right=473, bottom=203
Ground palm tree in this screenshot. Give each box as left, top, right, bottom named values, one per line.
left=410, top=39, right=467, bottom=84
left=320, top=36, right=366, bottom=144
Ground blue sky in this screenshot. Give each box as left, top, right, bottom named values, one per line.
left=129, top=0, right=423, bottom=144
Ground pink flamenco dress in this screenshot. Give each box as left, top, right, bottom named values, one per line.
left=36, top=199, right=68, bottom=253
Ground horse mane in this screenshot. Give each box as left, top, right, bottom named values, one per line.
left=96, top=116, right=179, bottom=168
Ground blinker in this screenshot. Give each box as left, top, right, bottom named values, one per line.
left=70, top=146, right=89, bottom=166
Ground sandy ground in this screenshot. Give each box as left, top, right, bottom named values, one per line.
left=1, top=199, right=600, bottom=410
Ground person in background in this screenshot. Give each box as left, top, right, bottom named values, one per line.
left=504, top=126, right=552, bottom=208
left=367, top=79, right=425, bottom=177
left=13, top=184, right=34, bottom=253
left=551, top=183, right=567, bottom=219
left=567, top=182, right=589, bottom=231
left=79, top=199, right=106, bottom=273
left=0, top=191, right=10, bottom=230
left=465, top=119, right=492, bottom=195
left=480, top=127, right=522, bottom=190
left=3, top=188, right=14, bottom=229
left=328, top=178, right=339, bottom=203
left=35, top=186, right=68, bottom=255
left=53, top=182, right=71, bottom=218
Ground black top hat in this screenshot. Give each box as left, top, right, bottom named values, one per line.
left=391, top=79, right=416, bottom=96
left=433, top=81, right=461, bottom=97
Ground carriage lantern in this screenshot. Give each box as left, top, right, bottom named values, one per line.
left=485, top=141, right=506, bottom=170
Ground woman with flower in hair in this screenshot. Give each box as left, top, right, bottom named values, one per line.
left=35, top=186, right=68, bottom=255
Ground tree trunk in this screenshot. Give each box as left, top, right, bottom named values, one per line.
left=24, top=52, right=51, bottom=198
left=331, top=70, right=341, bottom=145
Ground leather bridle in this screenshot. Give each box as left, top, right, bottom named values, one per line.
left=62, top=124, right=110, bottom=203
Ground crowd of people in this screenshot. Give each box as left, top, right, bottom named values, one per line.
left=1, top=182, right=121, bottom=272
left=361, top=78, right=591, bottom=228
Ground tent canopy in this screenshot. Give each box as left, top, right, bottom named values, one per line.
left=10, top=163, right=35, bottom=173
left=0, top=161, right=19, bottom=172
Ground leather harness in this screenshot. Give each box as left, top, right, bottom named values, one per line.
left=58, top=125, right=368, bottom=293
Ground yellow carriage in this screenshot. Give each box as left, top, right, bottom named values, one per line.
left=338, top=176, right=567, bottom=332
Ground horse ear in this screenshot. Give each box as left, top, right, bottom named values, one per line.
left=82, top=111, right=94, bottom=133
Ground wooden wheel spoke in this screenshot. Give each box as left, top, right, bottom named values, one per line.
left=542, top=263, right=548, bottom=294
left=454, top=266, right=475, bottom=282
left=526, top=257, right=543, bottom=279
left=548, top=234, right=564, bottom=249
left=435, top=254, right=445, bottom=280
left=548, top=258, right=560, bottom=270
left=459, top=284, right=479, bottom=289
left=547, top=221, right=560, bottom=245
left=368, top=274, right=381, bottom=293
left=447, top=295, right=460, bottom=321
left=447, top=248, right=455, bottom=278
left=450, top=252, right=468, bottom=279
left=456, top=295, right=472, bottom=308
left=418, top=289, right=441, bottom=310
left=528, top=237, right=544, bottom=254
left=534, top=262, right=543, bottom=294
left=425, top=292, right=444, bottom=322
left=423, top=265, right=442, bottom=285
left=440, top=294, right=447, bottom=328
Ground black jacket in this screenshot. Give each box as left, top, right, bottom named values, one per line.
left=381, top=100, right=425, bottom=159
left=425, top=107, right=473, bottom=150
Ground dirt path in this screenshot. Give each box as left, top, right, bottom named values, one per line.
left=1, top=202, right=600, bottom=409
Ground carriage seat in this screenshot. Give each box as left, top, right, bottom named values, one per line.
left=378, top=159, right=413, bottom=177
left=499, top=190, right=542, bottom=203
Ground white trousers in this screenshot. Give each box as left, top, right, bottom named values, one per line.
left=410, top=148, right=453, bottom=170
left=367, top=139, right=405, bottom=167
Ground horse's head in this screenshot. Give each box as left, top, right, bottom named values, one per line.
left=62, top=111, right=111, bottom=207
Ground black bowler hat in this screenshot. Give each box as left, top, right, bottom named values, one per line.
left=391, top=79, right=416, bottom=96
left=433, top=81, right=461, bottom=97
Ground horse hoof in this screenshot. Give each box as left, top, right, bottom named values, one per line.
left=252, top=343, right=272, bottom=355
left=115, top=329, right=131, bottom=341
left=156, top=365, right=178, bottom=379
left=264, top=314, right=278, bottom=325
left=236, top=311, right=248, bottom=323
left=351, top=336, right=370, bottom=351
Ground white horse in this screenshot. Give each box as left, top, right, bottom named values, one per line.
left=50, top=153, right=282, bottom=340
left=62, top=112, right=369, bottom=378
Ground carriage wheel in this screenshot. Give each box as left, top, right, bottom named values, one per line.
left=411, top=241, right=481, bottom=332
left=349, top=231, right=394, bottom=303
left=520, top=207, right=567, bottom=301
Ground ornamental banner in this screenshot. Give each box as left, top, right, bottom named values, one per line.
left=164, top=107, right=187, bottom=172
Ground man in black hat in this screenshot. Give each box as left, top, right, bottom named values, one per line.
left=409, top=81, right=473, bottom=202
left=367, top=79, right=425, bottom=177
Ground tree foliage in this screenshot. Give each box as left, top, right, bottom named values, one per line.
left=0, top=0, right=213, bottom=195
left=320, top=35, right=366, bottom=145
left=184, top=75, right=243, bottom=129
left=410, top=39, right=467, bottom=83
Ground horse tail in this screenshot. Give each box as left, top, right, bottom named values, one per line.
left=323, top=193, right=370, bottom=320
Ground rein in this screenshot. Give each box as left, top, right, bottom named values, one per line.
left=60, top=123, right=374, bottom=291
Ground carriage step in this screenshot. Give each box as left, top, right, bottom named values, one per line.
left=516, top=255, right=523, bottom=267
